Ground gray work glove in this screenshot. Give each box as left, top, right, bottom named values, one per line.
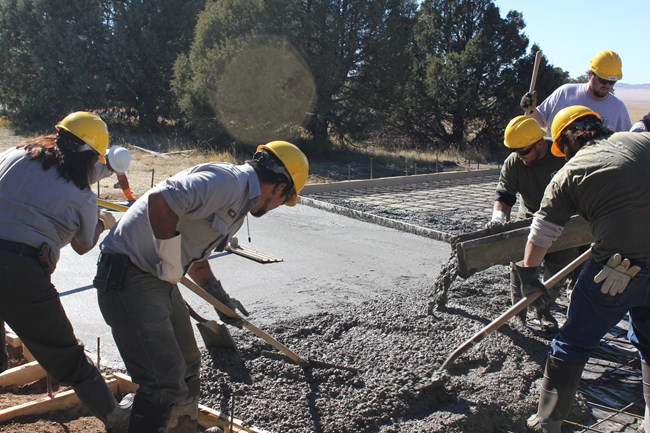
left=204, top=279, right=249, bottom=327
left=520, top=91, right=537, bottom=115
left=514, top=261, right=552, bottom=312
left=594, top=253, right=641, bottom=296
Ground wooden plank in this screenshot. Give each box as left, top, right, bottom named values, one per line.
left=225, top=245, right=283, bottom=263
left=0, top=361, right=46, bottom=387
left=198, top=404, right=272, bottom=433
left=0, top=379, right=118, bottom=422
left=4, top=329, right=22, bottom=348
left=112, top=372, right=270, bottom=433
left=456, top=215, right=591, bottom=278
left=112, top=372, right=139, bottom=394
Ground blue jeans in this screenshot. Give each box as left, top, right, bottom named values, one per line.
left=551, top=257, right=650, bottom=364
left=97, top=264, right=201, bottom=407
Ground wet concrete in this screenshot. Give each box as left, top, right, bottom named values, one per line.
left=47, top=173, right=645, bottom=432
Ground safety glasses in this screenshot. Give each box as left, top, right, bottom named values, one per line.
left=514, top=143, right=536, bottom=156
left=594, top=74, right=616, bottom=86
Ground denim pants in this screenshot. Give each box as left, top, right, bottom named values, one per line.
left=551, top=257, right=650, bottom=364
left=97, top=264, right=201, bottom=407
left=0, top=250, right=96, bottom=385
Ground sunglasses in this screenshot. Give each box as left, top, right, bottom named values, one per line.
left=514, top=143, right=536, bottom=156
left=594, top=75, right=616, bottom=86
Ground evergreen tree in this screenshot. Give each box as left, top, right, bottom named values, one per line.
left=172, top=0, right=418, bottom=154
left=0, top=0, right=110, bottom=125
left=389, top=0, right=530, bottom=155
left=107, top=0, right=204, bottom=129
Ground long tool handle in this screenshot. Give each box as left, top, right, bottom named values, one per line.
left=529, top=51, right=542, bottom=94
left=98, top=199, right=129, bottom=212
left=441, top=246, right=592, bottom=370
left=180, top=276, right=309, bottom=367
left=97, top=198, right=309, bottom=366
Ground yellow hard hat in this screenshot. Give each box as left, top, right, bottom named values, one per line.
left=256, top=141, right=309, bottom=206
left=550, top=105, right=601, bottom=157
left=503, top=115, right=546, bottom=149
left=55, top=112, right=109, bottom=164
left=589, top=49, right=622, bottom=81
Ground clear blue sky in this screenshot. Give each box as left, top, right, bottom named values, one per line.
left=493, top=1, right=648, bottom=85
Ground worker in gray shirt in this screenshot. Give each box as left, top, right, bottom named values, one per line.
left=0, top=112, right=127, bottom=431
left=94, top=140, right=309, bottom=433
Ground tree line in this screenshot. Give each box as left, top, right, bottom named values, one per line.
left=0, top=0, right=570, bottom=158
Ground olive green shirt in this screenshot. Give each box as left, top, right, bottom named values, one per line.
left=536, top=131, right=650, bottom=262
left=496, top=139, right=566, bottom=219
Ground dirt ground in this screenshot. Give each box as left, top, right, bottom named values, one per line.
left=0, top=138, right=643, bottom=432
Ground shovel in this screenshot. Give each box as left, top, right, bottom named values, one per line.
left=441, top=246, right=592, bottom=370
left=185, top=301, right=239, bottom=353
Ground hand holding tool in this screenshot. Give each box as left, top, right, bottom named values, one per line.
left=98, top=210, right=116, bottom=231
left=204, top=279, right=249, bottom=327
left=515, top=261, right=552, bottom=311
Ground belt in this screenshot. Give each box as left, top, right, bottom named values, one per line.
left=98, top=252, right=145, bottom=273
left=0, top=239, right=38, bottom=257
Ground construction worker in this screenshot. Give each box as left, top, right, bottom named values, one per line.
left=0, top=112, right=129, bottom=430
left=90, top=145, right=137, bottom=202
left=515, top=105, right=650, bottom=433
left=486, top=115, right=576, bottom=332
left=521, top=49, right=631, bottom=132
left=93, top=140, right=309, bottom=433
left=630, top=112, right=650, bottom=132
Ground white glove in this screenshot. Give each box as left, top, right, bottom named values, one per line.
left=485, top=210, right=506, bottom=230
left=593, top=253, right=641, bottom=296
left=154, top=233, right=183, bottom=284
left=98, top=210, right=116, bottom=231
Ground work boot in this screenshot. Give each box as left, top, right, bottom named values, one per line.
left=527, top=354, right=584, bottom=433
left=128, top=393, right=170, bottom=433
left=168, top=376, right=200, bottom=433
left=536, top=308, right=559, bottom=334
left=639, top=360, right=650, bottom=432
left=0, top=320, right=8, bottom=373
left=510, top=264, right=527, bottom=324
left=73, top=367, right=131, bottom=433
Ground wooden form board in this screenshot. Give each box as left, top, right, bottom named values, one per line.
left=1, top=368, right=270, bottom=433
left=456, top=215, right=592, bottom=278
left=225, top=244, right=283, bottom=263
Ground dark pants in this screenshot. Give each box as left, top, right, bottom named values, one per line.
left=0, top=249, right=96, bottom=385
left=96, top=256, right=201, bottom=407
left=551, top=258, right=650, bottom=364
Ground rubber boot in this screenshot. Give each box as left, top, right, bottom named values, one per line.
left=536, top=307, right=559, bottom=334
left=527, top=354, right=584, bottom=433
left=73, top=367, right=131, bottom=433
left=510, top=264, right=527, bottom=324
left=168, top=376, right=200, bottom=433
left=128, top=393, right=170, bottom=433
left=0, top=320, right=8, bottom=373
left=640, top=360, right=650, bottom=432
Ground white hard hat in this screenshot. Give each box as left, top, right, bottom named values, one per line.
left=107, top=146, right=131, bottom=175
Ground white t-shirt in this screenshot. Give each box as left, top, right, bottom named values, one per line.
left=538, top=83, right=631, bottom=132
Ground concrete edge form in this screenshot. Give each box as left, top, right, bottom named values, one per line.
left=299, top=196, right=453, bottom=243
left=301, top=168, right=500, bottom=194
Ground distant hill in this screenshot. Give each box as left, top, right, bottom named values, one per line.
left=616, top=83, right=650, bottom=89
